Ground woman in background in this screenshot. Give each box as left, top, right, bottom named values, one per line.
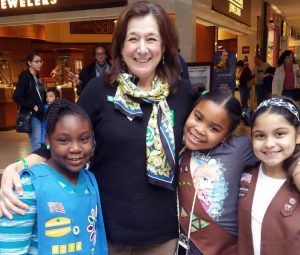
left=272, top=50, right=300, bottom=99
left=13, top=52, right=46, bottom=152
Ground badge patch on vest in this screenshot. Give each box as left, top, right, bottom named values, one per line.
left=48, top=202, right=65, bottom=213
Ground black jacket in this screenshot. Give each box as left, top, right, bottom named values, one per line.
left=13, top=70, right=46, bottom=121
left=77, top=61, right=110, bottom=95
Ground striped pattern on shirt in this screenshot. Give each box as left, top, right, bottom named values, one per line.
left=0, top=172, right=37, bottom=255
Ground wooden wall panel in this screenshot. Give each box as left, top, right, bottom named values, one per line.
left=196, top=24, right=215, bottom=62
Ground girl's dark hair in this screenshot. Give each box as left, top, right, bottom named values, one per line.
left=26, top=52, right=40, bottom=68
left=109, top=0, right=180, bottom=91
left=47, top=88, right=60, bottom=99
left=251, top=96, right=300, bottom=181
left=196, top=88, right=242, bottom=134
left=45, top=99, right=92, bottom=135
left=277, top=50, right=296, bottom=65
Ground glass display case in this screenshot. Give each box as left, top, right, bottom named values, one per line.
left=0, top=58, right=12, bottom=87
left=52, top=48, right=85, bottom=86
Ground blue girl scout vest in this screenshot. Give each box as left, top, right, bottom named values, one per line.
left=23, top=164, right=108, bottom=255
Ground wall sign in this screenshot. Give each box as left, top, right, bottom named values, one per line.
left=70, top=20, right=115, bottom=34
left=0, top=0, right=127, bottom=17
left=212, top=0, right=251, bottom=26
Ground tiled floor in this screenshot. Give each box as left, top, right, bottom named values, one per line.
left=0, top=130, right=30, bottom=171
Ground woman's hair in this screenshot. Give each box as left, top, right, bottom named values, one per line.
left=251, top=96, right=300, bottom=179
left=236, top=60, right=244, bottom=67
left=277, top=50, right=296, bottom=65
left=45, top=99, right=92, bottom=135
left=26, top=52, right=40, bottom=68
left=196, top=88, right=242, bottom=134
left=47, top=88, right=60, bottom=99
left=109, top=0, right=180, bottom=91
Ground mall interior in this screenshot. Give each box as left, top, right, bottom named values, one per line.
left=0, top=0, right=300, bottom=171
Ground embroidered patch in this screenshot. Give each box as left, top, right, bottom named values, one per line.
left=241, top=173, right=252, bottom=183
left=87, top=206, right=98, bottom=246
left=238, top=184, right=249, bottom=197
left=48, top=202, right=65, bottom=213
left=180, top=207, right=188, bottom=217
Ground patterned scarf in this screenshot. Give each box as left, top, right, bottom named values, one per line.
left=114, top=73, right=176, bottom=190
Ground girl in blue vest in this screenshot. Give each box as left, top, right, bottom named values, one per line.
left=0, top=99, right=107, bottom=255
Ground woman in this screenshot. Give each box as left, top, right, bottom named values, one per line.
left=236, top=60, right=252, bottom=109
left=13, top=52, right=46, bottom=152
left=1, top=1, right=194, bottom=254
left=272, top=50, right=300, bottom=98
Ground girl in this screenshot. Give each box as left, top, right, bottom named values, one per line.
left=0, top=99, right=107, bottom=255
left=238, top=97, right=300, bottom=255
left=178, top=88, right=258, bottom=255
left=13, top=52, right=46, bottom=152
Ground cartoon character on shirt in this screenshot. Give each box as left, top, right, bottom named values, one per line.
left=191, top=154, right=228, bottom=220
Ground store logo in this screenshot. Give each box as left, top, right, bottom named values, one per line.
left=0, top=0, right=58, bottom=10
left=228, top=0, right=243, bottom=16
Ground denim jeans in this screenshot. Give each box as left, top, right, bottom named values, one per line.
left=29, top=116, right=42, bottom=152
left=239, top=85, right=249, bottom=109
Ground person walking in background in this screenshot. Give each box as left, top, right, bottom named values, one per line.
left=238, top=97, right=300, bottom=255
left=13, top=52, right=46, bottom=152
left=0, top=99, right=108, bottom=255
left=41, top=87, right=60, bottom=144
left=263, top=66, right=276, bottom=98
left=236, top=60, right=252, bottom=109
left=76, top=44, right=111, bottom=95
left=252, top=55, right=271, bottom=105
left=0, top=2, right=194, bottom=254
left=272, top=50, right=300, bottom=99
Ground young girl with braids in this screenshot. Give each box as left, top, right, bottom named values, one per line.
left=0, top=99, right=107, bottom=255
left=238, top=97, right=300, bottom=255
left=178, top=88, right=258, bottom=255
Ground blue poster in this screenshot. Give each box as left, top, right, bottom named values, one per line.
left=213, top=51, right=236, bottom=92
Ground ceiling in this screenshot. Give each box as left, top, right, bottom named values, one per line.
left=268, top=0, right=300, bottom=33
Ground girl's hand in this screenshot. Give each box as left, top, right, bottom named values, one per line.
left=33, top=105, right=38, bottom=112
left=0, top=161, right=28, bottom=219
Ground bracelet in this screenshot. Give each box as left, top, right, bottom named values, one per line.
left=16, top=158, right=29, bottom=169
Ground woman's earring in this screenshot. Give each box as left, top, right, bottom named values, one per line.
left=46, top=144, right=50, bottom=150
left=122, top=58, right=125, bottom=73
left=162, top=54, right=165, bottom=65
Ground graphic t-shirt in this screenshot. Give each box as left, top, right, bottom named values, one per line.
left=188, top=136, right=257, bottom=235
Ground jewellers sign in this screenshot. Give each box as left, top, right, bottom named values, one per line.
left=0, top=0, right=127, bottom=17
left=212, top=0, right=251, bottom=26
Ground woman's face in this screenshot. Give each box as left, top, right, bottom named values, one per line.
left=284, top=53, right=294, bottom=65
left=121, top=14, right=164, bottom=88
left=28, top=55, right=43, bottom=73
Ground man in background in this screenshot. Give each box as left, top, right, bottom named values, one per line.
left=252, top=55, right=270, bottom=105
left=76, top=44, right=111, bottom=95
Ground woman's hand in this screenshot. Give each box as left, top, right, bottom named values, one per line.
left=0, top=161, right=28, bottom=219
left=33, top=105, right=38, bottom=112
left=0, top=154, right=46, bottom=219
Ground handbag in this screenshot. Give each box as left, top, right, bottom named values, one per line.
left=16, top=109, right=32, bottom=133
